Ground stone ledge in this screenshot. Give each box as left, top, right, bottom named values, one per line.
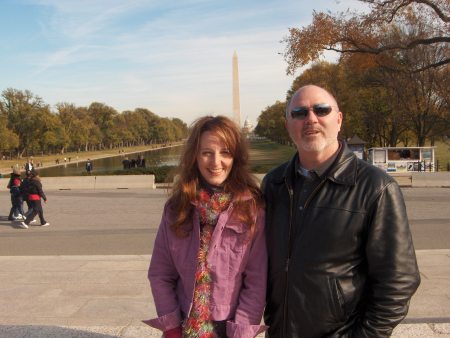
left=0, top=175, right=156, bottom=191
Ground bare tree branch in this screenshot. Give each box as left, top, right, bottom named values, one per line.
left=361, top=0, right=450, bottom=22
left=413, top=57, right=450, bottom=72
left=329, top=36, right=450, bottom=54
left=283, top=0, right=449, bottom=73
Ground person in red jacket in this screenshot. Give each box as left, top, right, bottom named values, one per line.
left=20, top=171, right=49, bottom=229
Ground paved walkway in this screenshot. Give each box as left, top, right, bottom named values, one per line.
left=0, top=187, right=449, bottom=337
left=0, top=251, right=449, bottom=337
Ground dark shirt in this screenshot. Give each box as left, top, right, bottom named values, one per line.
left=291, top=145, right=342, bottom=240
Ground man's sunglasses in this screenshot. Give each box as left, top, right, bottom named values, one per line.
left=290, top=103, right=334, bottom=120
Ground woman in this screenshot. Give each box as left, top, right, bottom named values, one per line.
left=20, top=171, right=50, bottom=229
left=144, top=116, right=267, bottom=338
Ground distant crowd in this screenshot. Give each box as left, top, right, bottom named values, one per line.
left=122, top=155, right=146, bottom=169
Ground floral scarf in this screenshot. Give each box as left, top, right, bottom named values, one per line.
left=183, top=188, right=232, bottom=338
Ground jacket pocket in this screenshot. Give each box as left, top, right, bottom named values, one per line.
left=328, top=277, right=346, bottom=322
left=224, top=221, right=247, bottom=234
left=213, top=222, right=249, bottom=281
left=223, top=221, right=248, bottom=253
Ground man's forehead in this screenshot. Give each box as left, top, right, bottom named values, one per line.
left=293, top=88, right=333, bottom=104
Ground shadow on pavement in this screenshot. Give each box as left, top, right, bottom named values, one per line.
left=0, top=215, right=21, bottom=229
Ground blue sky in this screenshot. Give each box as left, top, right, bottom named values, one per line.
left=0, top=0, right=363, bottom=126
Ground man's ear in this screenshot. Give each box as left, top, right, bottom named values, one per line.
left=337, top=111, right=343, bottom=131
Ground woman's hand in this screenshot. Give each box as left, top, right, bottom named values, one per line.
left=163, top=327, right=182, bottom=338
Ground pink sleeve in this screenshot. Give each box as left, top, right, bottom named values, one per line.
left=145, top=203, right=182, bottom=332
left=229, top=208, right=268, bottom=337
left=142, top=308, right=182, bottom=332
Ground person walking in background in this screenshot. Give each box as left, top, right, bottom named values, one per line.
left=144, top=116, right=267, bottom=338
left=263, top=85, right=420, bottom=337
left=130, top=158, right=136, bottom=168
left=20, top=170, right=34, bottom=219
left=20, top=171, right=49, bottom=229
left=24, top=157, right=34, bottom=175
left=85, top=159, right=93, bottom=175
left=136, top=154, right=146, bottom=168
left=7, top=166, right=25, bottom=221
left=122, top=157, right=130, bottom=169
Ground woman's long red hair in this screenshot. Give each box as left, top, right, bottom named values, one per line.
left=168, top=115, right=263, bottom=237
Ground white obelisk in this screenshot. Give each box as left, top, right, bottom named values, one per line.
left=232, top=51, right=241, bottom=127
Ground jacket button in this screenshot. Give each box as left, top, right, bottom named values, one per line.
left=299, top=206, right=303, bottom=210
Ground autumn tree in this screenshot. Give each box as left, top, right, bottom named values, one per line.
left=170, top=118, right=188, bottom=140
left=59, top=103, right=104, bottom=152
left=0, top=114, right=19, bottom=154
left=122, top=110, right=150, bottom=146
left=281, top=0, right=449, bottom=146
left=34, top=110, right=68, bottom=154
left=0, top=88, right=50, bottom=156
left=2, top=88, right=189, bottom=154
left=385, top=44, right=450, bottom=145
left=283, top=0, right=449, bottom=74
left=87, top=102, right=119, bottom=149
left=287, top=61, right=344, bottom=101
left=254, top=101, right=290, bottom=144
left=110, top=114, right=135, bottom=148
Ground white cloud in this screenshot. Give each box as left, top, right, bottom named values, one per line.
left=6, top=0, right=367, bottom=125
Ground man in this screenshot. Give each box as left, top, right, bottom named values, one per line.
left=25, top=157, right=34, bottom=175
left=122, top=157, right=130, bottom=170
left=85, top=159, right=93, bottom=175
left=263, top=85, right=420, bottom=337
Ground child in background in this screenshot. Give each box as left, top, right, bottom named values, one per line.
left=7, top=166, right=25, bottom=221
left=20, top=171, right=49, bottom=229
left=20, top=170, right=35, bottom=220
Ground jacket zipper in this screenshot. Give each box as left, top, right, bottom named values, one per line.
left=282, top=179, right=294, bottom=338
left=282, top=177, right=327, bottom=337
left=304, top=179, right=327, bottom=209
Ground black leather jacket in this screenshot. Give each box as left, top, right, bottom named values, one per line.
left=263, top=144, right=420, bottom=338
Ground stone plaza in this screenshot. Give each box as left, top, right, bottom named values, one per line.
left=0, top=181, right=449, bottom=337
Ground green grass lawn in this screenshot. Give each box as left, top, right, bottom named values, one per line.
left=249, top=139, right=296, bottom=173
left=434, top=140, right=450, bottom=171
left=248, top=138, right=450, bottom=172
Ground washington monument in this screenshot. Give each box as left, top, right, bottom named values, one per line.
left=232, top=51, right=241, bottom=127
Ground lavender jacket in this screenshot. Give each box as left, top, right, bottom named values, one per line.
left=143, top=199, right=268, bottom=338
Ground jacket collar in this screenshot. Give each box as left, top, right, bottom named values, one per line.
left=280, top=142, right=357, bottom=187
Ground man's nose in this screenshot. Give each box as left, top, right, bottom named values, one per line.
left=303, top=108, right=319, bottom=123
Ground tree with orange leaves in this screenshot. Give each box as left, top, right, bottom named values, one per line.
left=283, top=0, right=449, bottom=74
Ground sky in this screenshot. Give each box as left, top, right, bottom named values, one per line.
left=0, top=0, right=364, bottom=126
